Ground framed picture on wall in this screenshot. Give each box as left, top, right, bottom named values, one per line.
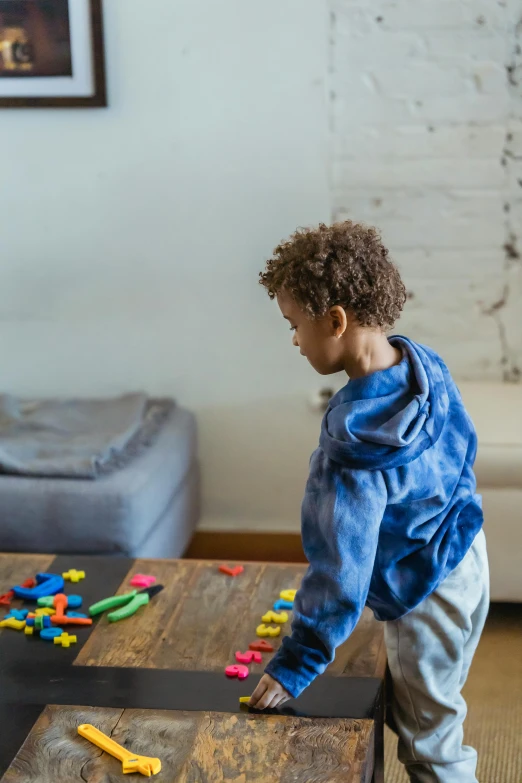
left=0, top=0, right=106, bottom=107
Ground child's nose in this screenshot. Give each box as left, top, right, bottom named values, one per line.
left=292, top=333, right=299, bottom=348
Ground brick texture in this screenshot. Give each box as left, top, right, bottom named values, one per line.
left=330, top=0, right=522, bottom=381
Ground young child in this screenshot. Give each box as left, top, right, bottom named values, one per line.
left=249, top=221, right=489, bottom=783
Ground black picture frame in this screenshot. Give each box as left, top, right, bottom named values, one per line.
left=0, top=0, right=106, bottom=108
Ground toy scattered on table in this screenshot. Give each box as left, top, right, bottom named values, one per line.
left=261, top=610, right=288, bottom=624
left=12, top=573, right=64, bottom=600
left=218, top=564, right=244, bottom=577
left=89, top=584, right=164, bottom=623
left=273, top=599, right=293, bottom=611
left=235, top=650, right=262, bottom=664
left=4, top=609, right=29, bottom=621
left=279, top=589, right=297, bottom=603
left=256, top=624, right=281, bottom=638
left=54, top=632, right=77, bottom=648
left=27, top=615, right=52, bottom=630
left=33, top=607, right=56, bottom=617
left=40, top=628, right=64, bottom=641
left=38, top=593, right=82, bottom=609
left=1, top=578, right=35, bottom=606
left=225, top=664, right=249, bottom=680
left=78, top=723, right=162, bottom=777
left=0, top=617, right=26, bottom=631
left=62, top=569, right=85, bottom=583
left=249, top=639, right=274, bottom=653
left=24, top=625, right=34, bottom=636
left=130, top=574, right=157, bottom=588
left=239, top=696, right=251, bottom=704
left=66, top=611, right=89, bottom=619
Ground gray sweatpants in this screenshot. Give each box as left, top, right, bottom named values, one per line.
left=385, top=529, right=489, bottom=783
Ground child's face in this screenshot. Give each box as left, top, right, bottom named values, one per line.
left=277, top=291, right=349, bottom=375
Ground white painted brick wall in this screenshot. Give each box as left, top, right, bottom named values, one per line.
left=330, top=0, right=522, bottom=381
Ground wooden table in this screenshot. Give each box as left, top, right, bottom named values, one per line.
left=0, top=553, right=386, bottom=783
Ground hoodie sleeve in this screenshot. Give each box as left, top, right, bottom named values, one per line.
left=265, top=449, right=387, bottom=698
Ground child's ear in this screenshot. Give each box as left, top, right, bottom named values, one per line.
left=329, top=305, right=348, bottom=338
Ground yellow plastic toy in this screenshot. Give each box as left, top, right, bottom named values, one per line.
left=62, top=569, right=85, bottom=583
left=279, top=589, right=297, bottom=602
left=33, top=607, right=55, bottom=617
left=261, top=610, right=288, bottom=624
left=54, top=632, right=77, bottom=648
left=239, top=696, right=251, bottom=704
left=0, top=617, right=26, bottom=631
left=24, top=625, right=34, bottom=635
left=256, top=624, right=281, bottom=638
left=78, top=723, right=162, bottom=777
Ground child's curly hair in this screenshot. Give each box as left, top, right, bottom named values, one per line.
left=259, top=221, right=406, bottom=330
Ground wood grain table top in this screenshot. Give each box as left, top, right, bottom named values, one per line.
left=0, top=553, right=386, bottom=783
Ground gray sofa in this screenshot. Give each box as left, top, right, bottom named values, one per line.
left=0, top=403, right=199, bottom=558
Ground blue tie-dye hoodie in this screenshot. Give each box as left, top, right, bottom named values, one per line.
left=266, top=336, right=483, bottom=698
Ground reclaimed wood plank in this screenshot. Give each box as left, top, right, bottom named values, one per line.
left=1, top=705, right=123, bottom=783
left=2, top=705, right=375, bottom=783
left=75, top=559, right=385, bottom=680
left=74, top=558, right=195, bottom=667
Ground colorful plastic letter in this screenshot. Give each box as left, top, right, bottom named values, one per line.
left=274, top=599, right=293, bottom=611
left=235, top=650, right=262, bottom=664
left=0, top=617, right=26, bottom=631
left=249, top=640, right=274, bottom=653
left=225, top=664, right=249, bottom=680
left=24, top=625, right=34, bottom=635
left=262, top=610, right=288, bottom=624
left=4, top=609, right=29, bottom=621
left=256, top=624, right=281, bottom=638
left=219, top=564, right=244, bottom=577
left=62, top=569, right=85, bottom=583
left=54, top=632, right=77, bottom=648
left=40, top=628, right=64, bottom=641
left=12, top=573, right=64, bottom=600
left=279, top=589, right=297, bottom=602
left=130, top=574, right=157, bottom=588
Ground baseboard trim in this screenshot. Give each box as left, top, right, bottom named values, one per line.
left=184, top=531, right=306, bottom=563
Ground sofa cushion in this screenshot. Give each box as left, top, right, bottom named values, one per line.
left=0, top=405, right=198, bottom=554
left=458, top=382, right=522, bottom=489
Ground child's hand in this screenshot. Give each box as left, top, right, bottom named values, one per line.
left=249, top=673, right=291, bottom=710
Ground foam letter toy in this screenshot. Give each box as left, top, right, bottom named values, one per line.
left=261, top=610, right=288, bottom=624
left=54, top=632, right=77, bottom=648
left=130, top=574, right=157, bottom=588
left=279, top=589, right=297, bottom=602
left=235, top=650, right=262, bottom=664
left=12, top=573, right=64, bottom=600
left=249, top=640, right=274, bottom=652
left=274, top=599, right=293, bottom=611
left=62, top=569, right=85, bottom=583
left=40, top=628, right=64, bottom=641
left=219, top=565, right=244, bottom=577
left=0, top=617, right=25, bottom=631
left=256, top=624, right=281, bottom=638
left=225, top=664, right=249, bottom=680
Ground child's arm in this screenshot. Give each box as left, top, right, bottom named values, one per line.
left=264, top=450, right=387, bottom=699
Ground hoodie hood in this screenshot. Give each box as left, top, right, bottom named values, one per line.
left=319, top=336, right=450, bottom=470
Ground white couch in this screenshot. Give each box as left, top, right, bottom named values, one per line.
left=459, top=382, right=522, bottom=602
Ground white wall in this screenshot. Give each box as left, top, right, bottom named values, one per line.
left=331, top=0, right=522, bottom=381
left=2, top=1, right=520, bottom=536
left=0, top=0, right=331, bottom=532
